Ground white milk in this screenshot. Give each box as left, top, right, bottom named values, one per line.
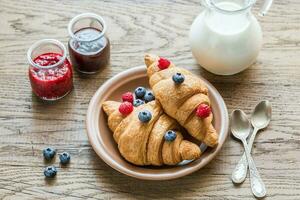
left=189, top=1, right=262, bottom=75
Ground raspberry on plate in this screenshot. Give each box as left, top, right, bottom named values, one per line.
left=196, top=104, right=211, bottom=118
left=119, top=102, right=134, bottom=115
left=122, top=92, right=134, bottom=103
left=158, top=57, right=170, bottom=70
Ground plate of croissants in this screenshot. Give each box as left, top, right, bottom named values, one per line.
left=86, top=54, right=229, bottom=180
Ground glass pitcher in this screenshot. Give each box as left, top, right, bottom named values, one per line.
left=189, top=0, right=272, bottom=75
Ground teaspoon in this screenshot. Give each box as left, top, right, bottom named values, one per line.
left=231, top=110, right=266, bottom=198
left=232, top=101, right=271, bottom=184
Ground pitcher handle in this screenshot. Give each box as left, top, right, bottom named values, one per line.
left=259, top=0, right=273, bottom=16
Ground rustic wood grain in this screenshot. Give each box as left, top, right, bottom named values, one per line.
left=0, top=0, right=299, bottom=199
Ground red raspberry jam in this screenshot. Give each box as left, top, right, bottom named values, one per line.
left=29, top=53, right=73, bottom=100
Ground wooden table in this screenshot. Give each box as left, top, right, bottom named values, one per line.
left=0, top=0, right=299, bottom=199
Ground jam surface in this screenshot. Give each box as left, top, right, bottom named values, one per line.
left=69, top=27, right=110, bottom=73
left=29, top=53, right=73, bottom=100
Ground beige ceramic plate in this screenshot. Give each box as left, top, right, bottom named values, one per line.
left=86, top=66, right=229, bottom=180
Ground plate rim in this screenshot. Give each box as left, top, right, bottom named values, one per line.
left=86, top=65, right=229, bottom=180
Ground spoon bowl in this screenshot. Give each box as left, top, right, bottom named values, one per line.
left=251, top=100, right=272, bottom=129
left=231, top=109, right=251, bottom=140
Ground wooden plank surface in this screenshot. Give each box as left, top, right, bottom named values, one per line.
left=0, top=0, right=299, bottom=199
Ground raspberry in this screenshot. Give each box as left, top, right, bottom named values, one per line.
left=196, top=104, right=211, bottom=118
left=158, top=57, right=170, bottom=70
left=122, top=92, right=134, bottom=103
left=119, top=102, right=133, bottom=115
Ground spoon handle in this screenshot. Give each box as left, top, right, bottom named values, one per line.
left=242, top=139, right=266, bottom=198
left=231, top=127, right=259, bottom=183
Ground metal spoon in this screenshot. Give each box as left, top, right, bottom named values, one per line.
left=232, top=101, right=272, bottom=184
left=231, top=110, right=266, bottom=198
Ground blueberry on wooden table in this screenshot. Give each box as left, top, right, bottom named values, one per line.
left=43, top=147, right=56, bottom=161
left=44, top=166, right=57, bottom=178
left=59, top=152, right=71, bottom=165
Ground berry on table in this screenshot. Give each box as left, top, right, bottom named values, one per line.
left=144, top=91, right=155, bottom=103
left=119, top=102, right=134, bottom=115
left=122, top=92, right=134, bottom=103
left=172, top=72, right=185, bottom=84
left=44, top=166, right=57, bottom=178
left=138, top=110, right=152, bottom=123
left=133, top=99, right=144, bottom=107
left=164, top=130, right=177, bottom=142
left=59, top=152, right=71, bottom=165
left=43, top=147, right=56, bottom=161
left=196, top=103, right=211, bottom=118
left=135, top=87, right=146, bottom=99
left=158, top=57, right=170, bottom=70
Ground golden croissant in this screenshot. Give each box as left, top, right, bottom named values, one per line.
left=144, top=54, right=218, bottom=147
left=102, top=100, right=202, bottom=166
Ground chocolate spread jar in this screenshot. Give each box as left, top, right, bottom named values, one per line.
left=68, top=13, right=110, bottom=74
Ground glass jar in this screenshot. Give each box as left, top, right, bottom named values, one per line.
left=27, top=39, right=73, bottom=101
left=68, top=13, right=110, bottom=74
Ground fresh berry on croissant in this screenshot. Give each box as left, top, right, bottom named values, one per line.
left=102, top=100, right=202, bottom=166
left=144, top=54, right=218, bottom=147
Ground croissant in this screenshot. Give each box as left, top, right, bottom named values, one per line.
left=102, top=100, right=202, bottom=166
left=144, top=54, right=218, bottom=147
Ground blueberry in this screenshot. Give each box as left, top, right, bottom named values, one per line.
left=172, top=73, right=185, bottom=84
left=133, top=99, right=145, bottom=107
left=138, top=110, right=152, bottom=123
left=59, top=152, right=71, bottom=165
left=44, top=166, right=57, bottom=178
left=164, top=130, right=177, bottom=142
left=135, top=87, right=146, bottom=99
left=144, top=91, right=155, bottom=103
left=43, top=147, right=56, bottom=161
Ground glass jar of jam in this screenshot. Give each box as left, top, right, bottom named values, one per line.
left=68, top=13, right=110, bottom=74
left=27, top=39, right=73, bottom=101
